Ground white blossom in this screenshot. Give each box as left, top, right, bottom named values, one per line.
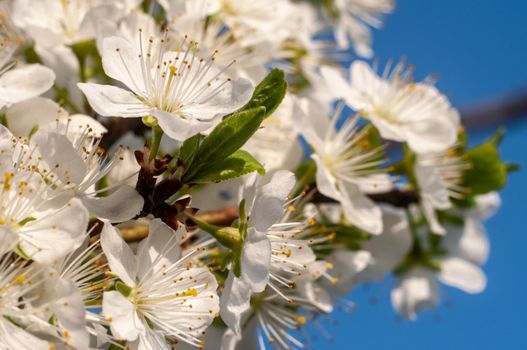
left=101, top=220, right=220, bottom=348
left=78, top=33, right=253, bottom=141
left=296, top=99, right=392, bottom=234
left=321, top=61, right=460, bottom=154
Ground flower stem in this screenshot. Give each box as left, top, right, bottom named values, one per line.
left=149, top=125, right=163, bottom=162
left=190, top=216, right=241, bottom=250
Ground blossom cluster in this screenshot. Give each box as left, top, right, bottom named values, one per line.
left=0, top=0, right=512, bottom=349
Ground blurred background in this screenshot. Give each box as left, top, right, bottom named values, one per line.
left=314, top=0, right=527, bottom=348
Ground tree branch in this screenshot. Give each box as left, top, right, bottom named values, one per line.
left=460, top=88, right=527, bottom=129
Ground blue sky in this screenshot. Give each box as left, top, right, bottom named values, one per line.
left=314, top=1, right=527, bottom=349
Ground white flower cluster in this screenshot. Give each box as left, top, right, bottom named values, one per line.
left=0, top=0, right=510, bottom=349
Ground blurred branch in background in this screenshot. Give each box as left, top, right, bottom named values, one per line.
left=461, top=88, right=527, bottom=129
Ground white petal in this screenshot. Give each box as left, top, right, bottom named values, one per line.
left=326, top=250, right=371, bottom=298
left=458, top=217, right=490, bottom=264
left=220, top=272, right=251, bottom=336
left=474, top=192, right=501, bottom=220
left=297, top=277, right=333, bottom=313
left=35, top=45, right=79, bottom=87
left=391, top=268, right=439, bottom=320
left=182, top=77, right=254, bottom=121
left=0, top=320, right=49, bottom=350
left=63, top=114, right=108, bottom=137
left=340, top=181, right=383, bottom=234
left=51, top=279, right=89, bottom=349
left=136, top=329, right=171, bottom=350
left=249, top=170, right=295, bottom=232
left=0, top=124, right=14, bottom=153
left=19, top=198, right=89, bottom=263
left=292, top=98, right=327, bottom=152
left=0, top=227, right=17, bottom=256
left=0, top=64, right=55, bottom=107
left=414, top=160, right=451, bottom=209
left=223, top=316, right=260, bottom=350
left=81, top=185, right=144, bottom=222
left=347, top=60, right=384, bottom=110
left=5, top=97, right=61, bottom=136
left=102, top=36, right=146, bottom=95
left=319, top=65, right=354, bottom=101
left=313, top=155, right=340, bottom=201
left=101, top=223, right=137, bottom=286
left=240, top=227, right=271, bottom=292
left=437, top=257, right=486, bottom=293
left=221, top=328, right=241, bottom=350
left=77, top=83, right=148, bottom=118
left=421, top=196, right=446, bottom=235
left=32, top=130, right=87, bottom=184
left=404, top=115, right=458, bottom=154
left=152, top=109, right=215, bottom=141
left=103, top=291, right=143, bottom=341
left=361, top=206, right=412, bottom=280
left=136, top=219, right=183, bottom=280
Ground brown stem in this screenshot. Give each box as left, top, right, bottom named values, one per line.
left=460, top=88, right=527, bottom=129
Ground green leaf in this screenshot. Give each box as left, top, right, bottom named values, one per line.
left=462, top=133, right=508, bottom=195
left=192, top=150, right=265, bottom=183
left=179, top=69, right=287, bottom=184
left=178, top=133, right=204, bottom=169
left=183, top=107, right=266, bottom=182
left=238, top=68, right=287, bottom=119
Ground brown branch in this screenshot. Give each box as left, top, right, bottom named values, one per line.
left=313, top=189, right=420, bottom=207
left=122, top=207, right=240, bottom=242
left=460, top=88, right=527, bottom=129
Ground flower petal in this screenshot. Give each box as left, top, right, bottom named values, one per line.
left=320, top=65, right=355, bottom=101
left=32, top=130, right=87, bottom=184
left=249, top=170, right=295, bottom=232
left=0, top=319, right=49, bottom=350
left=102, top=36, right=146, bottom=95
left=0, top=64, right=55, bottom=107
left=313, top=154, right=341, bottom=201
left=220, top=272, right=252, bottom=336
left=136, top=219, right=183, bottom=280
left=5, top=97, right=61, bottom=136
left=182, top=77, right=254, bottom=121
left=101, top=223, right=137, bottom=287
left=77, top=83, right=148, bottom=118
left=81, top=185, right=144, bottom=222
left=152, top=109, right=215, bottom=142
left=241, top=227, right=271, bottom=292
left=19, top=198, right=89, bottom=264
left=404, top=113, right=458, bottom=154
left=340, top=180, right=383, bottom=234
left=361, top=205, right=412, bottom=280
left=437, top=257, right=486, bottom=293
left=103, top=291, right=143, bottom=341
left=51, top=278, right=89, bottom=349
left=391, top=268, right=439, bottom=320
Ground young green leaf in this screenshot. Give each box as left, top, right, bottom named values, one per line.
left=178, top=133, right=204, bottom=169
left=238, top=68, right=287, bottom=119
left=183, top=107, right=266, bottom=182
left=191, top=150, right=265, bottom=183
